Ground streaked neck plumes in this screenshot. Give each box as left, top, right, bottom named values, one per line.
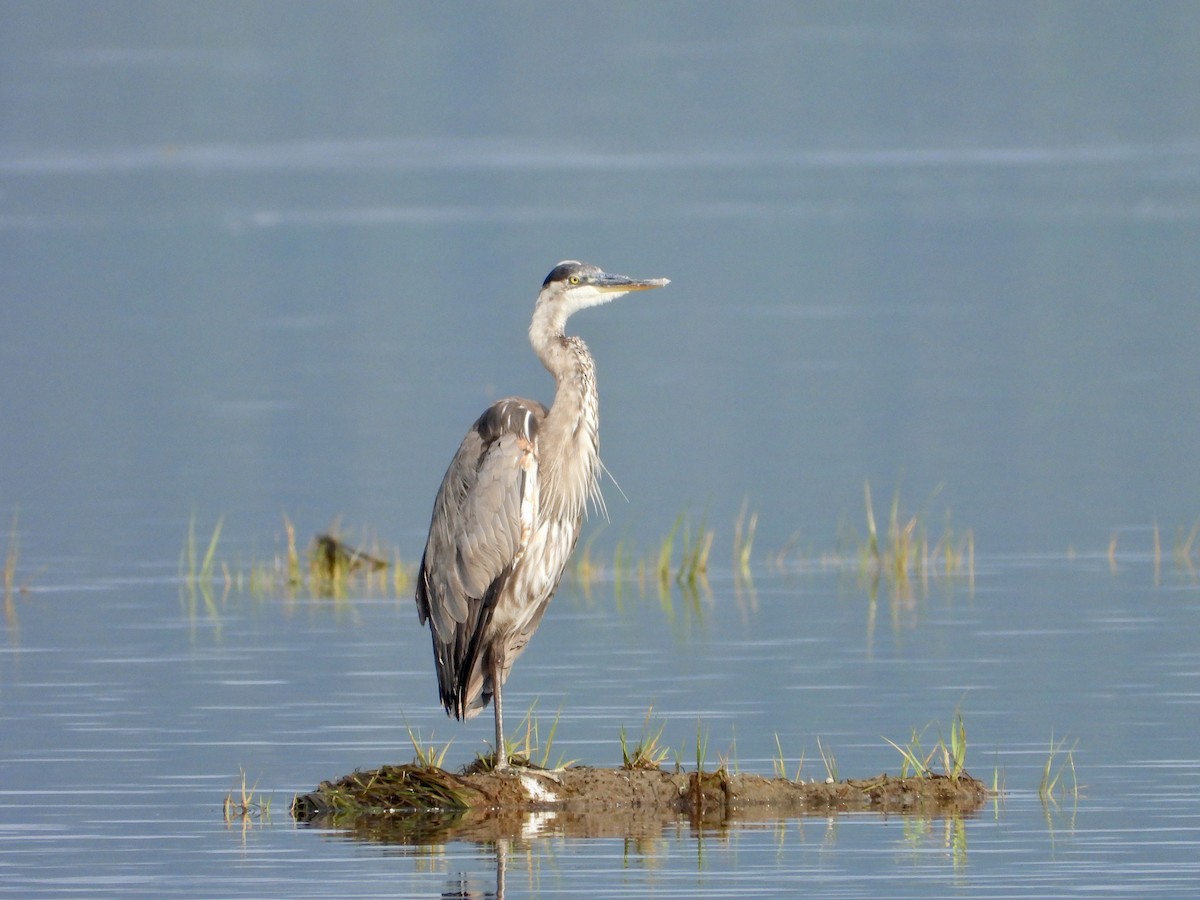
left=534, top=331, right=600, bottom=527
left=528, top=260, right=671, bottom=524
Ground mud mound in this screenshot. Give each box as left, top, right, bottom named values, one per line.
left=292, top=763, right=988, bottom=841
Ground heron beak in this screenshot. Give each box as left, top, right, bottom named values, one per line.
left=592, top=272, right=670, bottom=293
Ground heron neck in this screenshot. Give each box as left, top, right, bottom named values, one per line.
left=529, top=308, right=593, bottom=397
left=529, top=319, right=601, bottom=522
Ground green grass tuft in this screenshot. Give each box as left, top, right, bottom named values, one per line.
left=619, top=707, right=670, bottom=770
left=884, top=726, right=937, bottom=779
left=404, top=722, right=454, bottom=770
left=885, top=707, right=970, bottom=782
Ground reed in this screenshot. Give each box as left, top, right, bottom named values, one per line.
left=944, top=708, right=968, bottom=781
left=683, top=720, right=710, bottom=775
left=283, top=516, right=302, bottom=587
left=733, top=499, right=758, bottom=577
left=3, top=512, right=18, bottom=604
left=180, top=512, right=224, bottom=592
left=848, top=480, right=973, bottom=594
left=656, top=514, right=682, bottom=590
left=391, top=549, right=412, bottom=594
left=1038, top=733, right=1080, bottom=803
left=772, top=733, right=805, bottom=782
left=573, top=527, right=605, bottom=594
left=612, top=533, right=632, bottom=584
left=817, top=736, right=838, bottom=783
left=1174, top=519, right=1199, bottom=569
left=716, top=724, right=738, bottom=775
left=223, top=768, right=271, bottom=824
left=677, top=514, right=713, bottom=586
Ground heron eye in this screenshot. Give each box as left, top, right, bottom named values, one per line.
left=568, top=275, right=580, bottom=285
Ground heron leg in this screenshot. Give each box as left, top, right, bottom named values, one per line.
left=492, top=660, right=508, bottom=771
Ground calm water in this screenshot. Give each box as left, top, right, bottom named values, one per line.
left=3, top=3, right=1200, bottom=897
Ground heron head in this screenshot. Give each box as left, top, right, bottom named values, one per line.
left=537, top=260, right=669, bottom=317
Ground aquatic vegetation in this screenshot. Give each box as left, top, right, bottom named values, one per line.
left=885, top=726, right=939, bottom=779
left=696, top=720, right=711, bottom=774
left=509, top=701, right=571, bottom=770
left=1173, top=519, right=1199, bottom=570
left=558, top=485, right=978, bottom=614
left=772, top=733, right=806, bottom=782
left=757, top=479, right=978, bottom=602
left=669, top=720, right=714, bottom=775
left=856, top=480, right=975, bottom=593
left=733, top=499, right=758, bottom=578
left=185, top=514, right=413, bottom=600
left=656, top=514, right=681, bottom=590
left=716, top=724, right=739, bottom=775
left=620, top=707, right=670, bottom=770
left=648, top=510, right=714, bottom=593
left=886, top=708, right=969, bottom=782
left=125, top=489, right=1200, bottom=618
left=464, top=700, right=573, bottom=773
left=1086, top=519, right=1200, bottom=584
left=1039, top=733, right=1081, bottom=804
left=612, top=532, right=633, bottom=584
left=817, top=736, right=839, bottom=783
left=223, top=768, right=271, bottom=825
left=572, top=526, right=606, bottom=596
left=300, top=763, right=471, bottom=820
left=677, top=514, right=714, bottom=587
left=3, top=512, right=18, bottom=605
left=404, top=723, right=454, bottom=770
left=180, top=512, right=224, bottom=593
left=309, top=529, right=389, bottom=594
left=944, top=710, right=968, bottom=781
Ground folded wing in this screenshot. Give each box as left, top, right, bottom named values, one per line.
left=415, top=397, right=546, bottom=719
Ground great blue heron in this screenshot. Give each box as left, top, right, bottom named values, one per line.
left=415, top=261, right=669, bottom=770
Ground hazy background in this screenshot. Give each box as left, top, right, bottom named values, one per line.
left=4, top=2, right=1199, bottom=571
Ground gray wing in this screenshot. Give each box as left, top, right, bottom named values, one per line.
left=415, top=397, right=546, bottom=719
